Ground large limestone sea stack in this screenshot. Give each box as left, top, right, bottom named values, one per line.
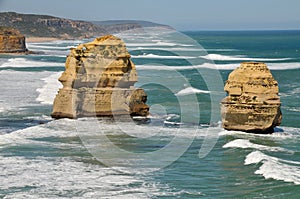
left=51, top=35, right=149, bottom=119
left=221, top=62, right=282, bottom=133
left=0, top=27, right=28, bottom=53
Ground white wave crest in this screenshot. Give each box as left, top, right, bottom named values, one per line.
left=126, top=41, right=193, bottom=47
left=136, top=62, right=300, bottom=71
left=136, top=63, right=217, bottom=70
left=175, top=87, right=210, bottom=96
left=245, top=151, right=300, bottom=185
left=219, top=126, right=300, bottom=138
left=0, top=58, right=64, bottom=68
left=129, top=47, right=238, bottom=52
left=129, top=47, right=201, bottom=51
left=223, top=139, right=291, bottom=153
left=132, top=53, right=196, bottom=59
left=36, top=72, right=62, bottom=104
left=286, top=107, right=300, bottom=112
left=0, top=106, right=6, bottom=113
left=201, top=54, right=291, bottom=61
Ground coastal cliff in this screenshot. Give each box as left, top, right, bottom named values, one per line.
left=0, top=12, right=172, bottom=39
left=0, top=12, right=104, bottom=39
left=0, top=27, right=28, bottom=53
left=51, top=35, right=149, bottom=119
left=221, top=62, right=282, bottom=133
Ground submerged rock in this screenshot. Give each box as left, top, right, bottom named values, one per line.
left=0, top=27, right=28, bottom=53
left=51, top=35, right=149, bottom=119
left=221, top=62, right=282, bottom=133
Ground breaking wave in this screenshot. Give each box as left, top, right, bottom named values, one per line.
left=201, top=54, right=292, bottom=61
left=0, top=58, right=64, bottom=68
left=36, top=72, right=62, bottom=104
left=245, top=151, right=300, bottom=185
left=129, top=47, right=238, bottom=52
left=131, top=53, right=196, bottom=59
left=223, top=139, right=292, bottom=153
left=175, top=87, right=211, bottom=96
left=136, top=62, right=300, bottom=70
left=126, top=41, right=193, bottom=47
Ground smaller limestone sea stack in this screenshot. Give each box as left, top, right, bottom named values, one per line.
left=0, top=27, right=28, bottom=53
left=51, top=35, right=149, bottom=119
left=221, top=62, right=282, bottom=133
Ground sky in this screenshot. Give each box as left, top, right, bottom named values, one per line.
left=1, top=0, right=300, bottom=30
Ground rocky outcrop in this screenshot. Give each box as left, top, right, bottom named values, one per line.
left=51, top=35, right=149, bottom=119
left=221, top=62, right=282, bottom=133
left=0, top=27, right=28, bottom=53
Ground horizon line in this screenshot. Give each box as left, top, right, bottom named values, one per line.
left=1, top=11, right=300, bottom=33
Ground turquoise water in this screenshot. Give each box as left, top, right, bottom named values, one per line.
left=0, top=29, right=299, bottom=198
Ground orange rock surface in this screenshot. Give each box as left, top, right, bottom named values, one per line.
left=0, top=27, right=27, bottom=53
left=221, top=62, right=282, bottom=133
left=52, top=35, right=149, bottom=118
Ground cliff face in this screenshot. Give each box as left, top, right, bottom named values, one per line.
left=51, top=35, right=149, bottom=119
left=221, top=62, right=282, bottom=133
left=0, top=27, right=27, bottom=53
left=0, top=12, right=172, bottom=39
left=99, top=23, right=143, bottom=34
left=0, top=12, right=106, bottom=38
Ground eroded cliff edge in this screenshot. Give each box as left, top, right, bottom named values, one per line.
left=51, top=35, right=149, bottom=119
left=221, top=62, right=282, bottom=133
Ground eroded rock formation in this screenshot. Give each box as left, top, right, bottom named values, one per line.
left=221, top=62, right=282, bottom=133
left=0, top=27, right=28, bottom=53
left=51, top=35, right=149, bottom=119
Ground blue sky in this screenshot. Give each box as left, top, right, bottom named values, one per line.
left=1, top=0, right=300, bottom=30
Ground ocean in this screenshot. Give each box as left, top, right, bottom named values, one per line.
left=0, top=28, right=299, bottom=198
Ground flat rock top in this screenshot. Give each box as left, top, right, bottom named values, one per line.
left=72, top=35, right=130, bottom=58
left=227, top=62, right=274, bottom=81
left=225, top=62, right=279, bottom=96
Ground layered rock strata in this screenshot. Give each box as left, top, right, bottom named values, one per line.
left=221, top=62, right=282, bottom=133
left=51, top=35, right=149, bottom=119
left=0, top=27, right=28, bottom=53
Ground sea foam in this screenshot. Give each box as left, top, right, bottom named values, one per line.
left=136, top=62, right=300, bottom=71
left=0, top=70, right=53, bottom=114
left=126, top=41, right=193, bottom=47
left=129, top=47, right=238, bottom=52
left=36, top=72, right=62, bottom=104
left=0, top=58, right=64, bottom=68
left=223, top=139, right=291, bottom=153
left=175, top=87, right=211, bottom=96
left=131, top=53, right=196, bottom=59
left=219, top=126, right=299, bottom=138
left=245, top=151, right=300, bottom=185
left=201, top=54, right=292, bottom=61
left=0, top=118, right=208, bottom=198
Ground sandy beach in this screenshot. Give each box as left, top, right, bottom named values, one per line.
left=26, top=37, right=62, bottom=43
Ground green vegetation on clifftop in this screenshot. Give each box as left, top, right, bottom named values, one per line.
left=0, top=12, right=172, bottom=39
